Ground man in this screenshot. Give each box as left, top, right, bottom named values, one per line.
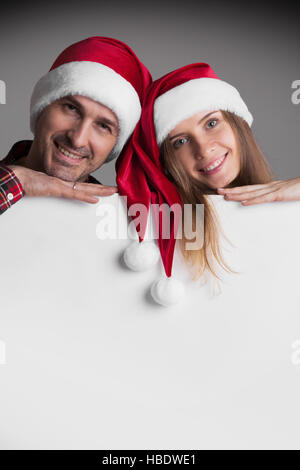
left=0, top=36, right=152, bottom=214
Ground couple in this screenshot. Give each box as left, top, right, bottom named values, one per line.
left=1, top=36, right=299, bottom=305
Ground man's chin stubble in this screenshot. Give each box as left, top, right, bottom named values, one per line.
left=45, top=164, right=75, bottom=182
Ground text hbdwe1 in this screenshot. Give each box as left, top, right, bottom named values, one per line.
left=101, top=453, right=197, bottom=466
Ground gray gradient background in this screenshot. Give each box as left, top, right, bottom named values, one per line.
left=0, top=0, right=299, bottom=186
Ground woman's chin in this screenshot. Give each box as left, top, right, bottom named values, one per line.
left=199, top=176, right=229, bottom=190
left=192, top=169, right=238, bottom=191
left=205, top=172, right=238, bottom=190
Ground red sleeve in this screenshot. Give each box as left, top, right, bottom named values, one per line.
left=0, top=164, right=25, bottom=214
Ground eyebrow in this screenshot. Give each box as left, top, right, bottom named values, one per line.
left=168, top=111, right=217, bottom=141
left=64, top=95, right=119, bottom=133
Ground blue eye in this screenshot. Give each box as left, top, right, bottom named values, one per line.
left=173, top=137, right=188, bottom=149
left=207, top=118, right=218, bottom=128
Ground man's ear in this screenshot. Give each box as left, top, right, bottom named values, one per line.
left=32, top=109, right=45, bottom=136
left=104, top=144, right=119, bottom=164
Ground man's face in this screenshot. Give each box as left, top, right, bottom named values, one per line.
left=33, top=95, right=119, bottom=182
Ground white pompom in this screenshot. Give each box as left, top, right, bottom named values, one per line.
left=123, top=241, right=160, bottom=271
left=151, top=277, right=185, bottom=307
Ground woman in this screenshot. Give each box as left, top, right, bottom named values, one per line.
left=116, top=63, right=300, bottom=306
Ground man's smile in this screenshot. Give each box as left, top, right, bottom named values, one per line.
left=54, top=141, right=88, bottom=165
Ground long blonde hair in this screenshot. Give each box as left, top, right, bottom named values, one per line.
left=161, top=111, right=275, bottom=280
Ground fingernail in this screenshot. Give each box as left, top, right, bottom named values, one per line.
left=217, top=188, right=225, bottom=192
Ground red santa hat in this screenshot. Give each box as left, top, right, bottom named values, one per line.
left=30, top=36, right=152, bottom=162
left=116, top=62, right=253, bottom=307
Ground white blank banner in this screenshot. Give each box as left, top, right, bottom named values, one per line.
left=0, top=195, right=300, bottom=450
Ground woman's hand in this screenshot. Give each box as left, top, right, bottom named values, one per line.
left=10, top=165, right=118, bottom=204
left=217, top=178, right=300, bottom=205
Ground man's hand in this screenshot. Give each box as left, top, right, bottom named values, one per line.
left=10, top=165, right=118, bottom=204
left=217, top=178, right=300, bottom=205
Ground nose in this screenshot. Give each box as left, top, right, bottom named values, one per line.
left=67, top=119, right=90, bottom=149
left=193, top=135, right=216, bottom=159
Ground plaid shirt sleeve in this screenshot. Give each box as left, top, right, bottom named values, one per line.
left=0, top=164, right=25, bottom=214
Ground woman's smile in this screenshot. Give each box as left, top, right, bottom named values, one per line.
left=198, top=152, right=228, bottom=175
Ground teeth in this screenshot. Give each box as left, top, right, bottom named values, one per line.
left=58, top=145, right=83, bottom=159
left=202, top=154, right=226, bottom=172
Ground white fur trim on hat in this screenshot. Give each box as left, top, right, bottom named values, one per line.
left=30, top=61, right=142, bottom=162
left=154, top=77, right=253, bottom=146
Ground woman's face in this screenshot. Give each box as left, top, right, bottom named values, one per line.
left=167, top=110, right=240, bottom=189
